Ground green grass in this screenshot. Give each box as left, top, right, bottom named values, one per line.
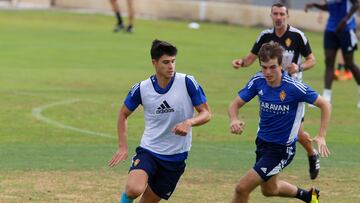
left=0, top=10, right=360, bottom=202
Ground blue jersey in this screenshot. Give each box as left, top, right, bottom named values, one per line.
left=326, top=0, right=357, bottom=32
left=238, top=72, right=318, bottom=146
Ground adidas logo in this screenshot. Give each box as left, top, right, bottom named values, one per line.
left=258, top=90, right=264, bottom=96
left=156, top=100, right=174, bottom=114
left=260, top=167, right=267, bottom=173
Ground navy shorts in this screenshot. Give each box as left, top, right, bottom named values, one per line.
left=324, top=30, right=358, bottom=53
left=253, top=138, right=296, bottom=182
left=129, top=147, right=186, bottom=200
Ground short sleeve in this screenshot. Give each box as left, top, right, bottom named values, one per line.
left=238, top=74, right=261, bottom=102
left=124, top=83, right=142, bottom=111
left=185, top=75, right=207, bottom=106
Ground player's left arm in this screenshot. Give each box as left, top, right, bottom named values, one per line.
left=172, top=76, right=212, bottom=136
left=336, top=0, right=359, bottom=33
left=312, top=95, right=332, bottom=157
left=287, top=36, right=316, bottom=74
left=299, top=36, right=316, bottom=72
left=301, top=53, right=316, bottom=72
left=172, top=102, right=211, bottom=136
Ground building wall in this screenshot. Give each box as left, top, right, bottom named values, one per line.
left=53, top=0, right=327, bottom=32
left=11, top=0, right=328, bottom=32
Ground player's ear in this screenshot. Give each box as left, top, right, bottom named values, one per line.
left=151, top=59, right=157, bottom=67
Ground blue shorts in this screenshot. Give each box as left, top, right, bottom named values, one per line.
left=324, top=30, right=358, bottom=53
left=253, top=138, right=296, bottom=182
left=129, top=147, right=186, bottom=200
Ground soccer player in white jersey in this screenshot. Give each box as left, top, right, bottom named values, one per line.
left=108, top=39, right=211, bottom=203
left=232, top=3, right=321, bottom=180
left=228, top=42, right=331, bottom=203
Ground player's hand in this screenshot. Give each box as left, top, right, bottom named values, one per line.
left=172, top=120, right=192, bottom=136
left=286, top=63, right=299, bottom=74
left=108, top=147, right=128, bottom=168
left=312, top=136, right=331, bottom=157
left=232, top=59, right=243, bottom=69
left=304, top=3, right=314, bottom=12
left=336, top=19, right=347, bottom=35
left=230, top=120, right=245, bottom=135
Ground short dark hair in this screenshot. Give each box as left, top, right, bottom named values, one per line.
left=258, top=42, right=284, bottom=65
left=271, top=3, right=289, bottom=15
left=150, top=39, right=177, bottom=60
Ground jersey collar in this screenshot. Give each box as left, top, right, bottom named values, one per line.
left=150, top=72, right=176, bottom=94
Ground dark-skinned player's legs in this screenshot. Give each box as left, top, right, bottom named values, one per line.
left=342, top=50, right=360, bottom=108
left=323, top=49, right=337, bottom=102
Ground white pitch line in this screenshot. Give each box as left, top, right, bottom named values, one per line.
left=32, top=99, right=115, bottom=139
left=29, top=97, right=360, bottom=166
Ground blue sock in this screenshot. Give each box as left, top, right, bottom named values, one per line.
left=120, top=192, right=133, bottom=203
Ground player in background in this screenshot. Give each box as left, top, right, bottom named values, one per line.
left=305, top=0, right=360, bottom=108
left=108, top=39, right=211, bottom=203
left=232, top=3, right=320, bottom=180
left=316, top=0, right=353, bottom=81
left=109, top=0, right=135, bottom=33
left=228, top=42, right=331, bottom=203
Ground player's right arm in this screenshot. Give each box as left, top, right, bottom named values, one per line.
left=228, top=96, right=246, bottom=135
left=304, top=2, right=328, bottom=12
left=108, top=105, right=133, bottom=167
left=336, top=0, right=359, bottom=34
left=232, top=53, right=257, bottom=69
left=108, top=83, right=141, bottom=167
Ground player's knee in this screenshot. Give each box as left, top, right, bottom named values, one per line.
left=234, top=183, right=249, bottom=195
left=125, top=184, right=143, bottom=199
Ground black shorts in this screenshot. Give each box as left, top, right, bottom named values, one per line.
left=324, top=30, right=358, bottom=53
left=253, top=138, right=296, bottom=182
left=129, top=147, right=186, bottom=200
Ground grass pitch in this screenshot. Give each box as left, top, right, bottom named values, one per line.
left=0, top=10, right=359, bottom=202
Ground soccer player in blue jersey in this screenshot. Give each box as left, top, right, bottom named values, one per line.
left=232, top=3, right=321, bottom=180
left=305, top=0, right=360, bottom=108
left=108, top=39, right=211, bottom=203
left=228, top=42, right=331, bottom=203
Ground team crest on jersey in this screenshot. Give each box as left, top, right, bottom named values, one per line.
left=285, top=38, right=292, bottom=47
left=280, top=90, right=286, bottom=101
left=133, top=159, right=140, bottom=167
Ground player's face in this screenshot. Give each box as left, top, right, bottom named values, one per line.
left=270, top=6, right=288, bottom=30
left=153, top=54, right=176, bottom=79
left=260, top=58, right=282, bottom=87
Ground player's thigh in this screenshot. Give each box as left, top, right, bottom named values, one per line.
left=126, top=147, right=157, bottom=192
left=260, top=174, right=279, bottom=193
left=324, top=31, right=340, bottom=50
left=126, top=169, right=148, bottom=192
left=139, top=186, right=161, bottom=203
left=237, top=169, right=263, bottom=192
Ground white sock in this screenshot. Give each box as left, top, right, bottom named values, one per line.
left=323, top=89, right=332, bottom=103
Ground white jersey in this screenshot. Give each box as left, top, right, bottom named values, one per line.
left=139, top=73, right=194, bottom=155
